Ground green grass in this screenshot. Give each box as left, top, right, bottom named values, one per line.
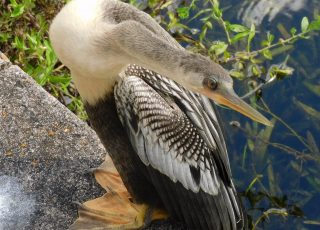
left=0, top=0, right=87, bottom=119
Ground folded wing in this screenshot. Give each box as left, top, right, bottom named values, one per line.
left=114, top=64, right=245, bottom=229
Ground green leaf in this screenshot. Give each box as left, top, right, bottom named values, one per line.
left=290, top=161, right=302, bottom=173
left=199, top=26, right=208, bottom=41
left=9, top=0, right=18, bottom=7
left=213, top=5, right=222, bottom=18
left=301, top=16, right=309, bottom=32
left=303, top=81, right=320, bottom=97
left=44, top=40, right=57, bottom=67
left=205, top=21, right=213, bottom=29
left=13, top=36, right=28, bottom=50
left=261, top=40, right=269, bottom=47
left=262, top=49, right=272, bottom=60
left=306, top=131, right=319, bottom=156
left=230, top=31, right=250, bottom=44
left=188, top=9, right=211, bottom=22
left=147, top=0, right=158, bottom=8
left=160, top=1, right=173, bottom=9
left=177, top=7, right=189, bottom=19
left=252, top=65, right=260, bottom=76
left=304, top=220, right=320, bottom=225
left=267, top=162, right=281, bottom=195
left=290, top=27, right=297, bottom=36
left=48, top=76, right=71, bottom=84
left=294, top=99, right=320, bottom=122
left=272, top=67, right=294, bottom=78
left=10, top=5, right=24, bottom=17
left=245, top=174, right=263, bottom=194
left=0, top=33, right=11, bottom=42
left=247, top=23, right=255, bottom=52
left=309, top=17, right=320, bottom=31
left=26, top=34, right=37, bottom=45
left=267, top=32, right=275, bottom=44
left=209, top=41, right=228, bottom=56
left=227, top=23, right=249, bottom=33
left=223, top=51, right=231, bottom=60
left=229, top=70, right=245, bottom=79
left=235, top=52, right=250, bottom=60
left=189, top=0, right=196, bottom=9
left=241, top=144, right=248, bottom=168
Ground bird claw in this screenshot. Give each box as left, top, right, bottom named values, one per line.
left=71, top=192, right=168, bottom=230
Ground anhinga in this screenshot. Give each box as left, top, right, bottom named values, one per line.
left=50, top=0, right=271, bottom=229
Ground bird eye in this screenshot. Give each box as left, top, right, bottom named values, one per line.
left=203, top=77, right=218, bottom=90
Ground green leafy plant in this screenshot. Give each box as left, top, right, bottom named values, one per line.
left=0, top=0, right=86, bottom=119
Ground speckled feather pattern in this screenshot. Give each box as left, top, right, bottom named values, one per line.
left=116, top=66, right=219, bottom=195
left=114, top=64, right=245, bottom=229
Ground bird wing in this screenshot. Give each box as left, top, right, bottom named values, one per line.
left=114, top=65, right=244, bottom=229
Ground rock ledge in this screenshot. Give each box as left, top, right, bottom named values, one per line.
left=0, top=56, right=106, bottom=229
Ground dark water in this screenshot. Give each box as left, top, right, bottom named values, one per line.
left=211, top=0, right=320, bottom=229
left=153, top=0, right=320, bottom=228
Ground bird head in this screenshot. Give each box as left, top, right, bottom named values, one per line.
left=182, top=59, right=272, bottom=127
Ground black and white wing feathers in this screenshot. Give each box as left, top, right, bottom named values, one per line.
left=114, top=64, right=245, bottom=230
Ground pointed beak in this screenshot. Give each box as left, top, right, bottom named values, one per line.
left=201, top=87, right=273, bottom=126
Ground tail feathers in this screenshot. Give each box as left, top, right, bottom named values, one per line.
left=147, top=166, right=246, bottom=230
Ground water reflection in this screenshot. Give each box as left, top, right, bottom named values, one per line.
left=237, top=0, right=308, bottom=26
left=217, top=0, right=320, bottom=229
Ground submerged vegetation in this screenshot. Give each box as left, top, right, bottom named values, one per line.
left=1, top=0, right=319, bottom=229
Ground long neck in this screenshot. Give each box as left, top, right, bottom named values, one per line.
left=71, top=70, right=119, bottom=105
left=49, top=0, right=213, bottom=105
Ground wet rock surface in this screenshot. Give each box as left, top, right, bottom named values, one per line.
left=0, top=56, right=106, bottom=229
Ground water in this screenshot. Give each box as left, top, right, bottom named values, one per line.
left=141, top=0, right=319, bottom=227
left=213, top=0, right=320, bottom=229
